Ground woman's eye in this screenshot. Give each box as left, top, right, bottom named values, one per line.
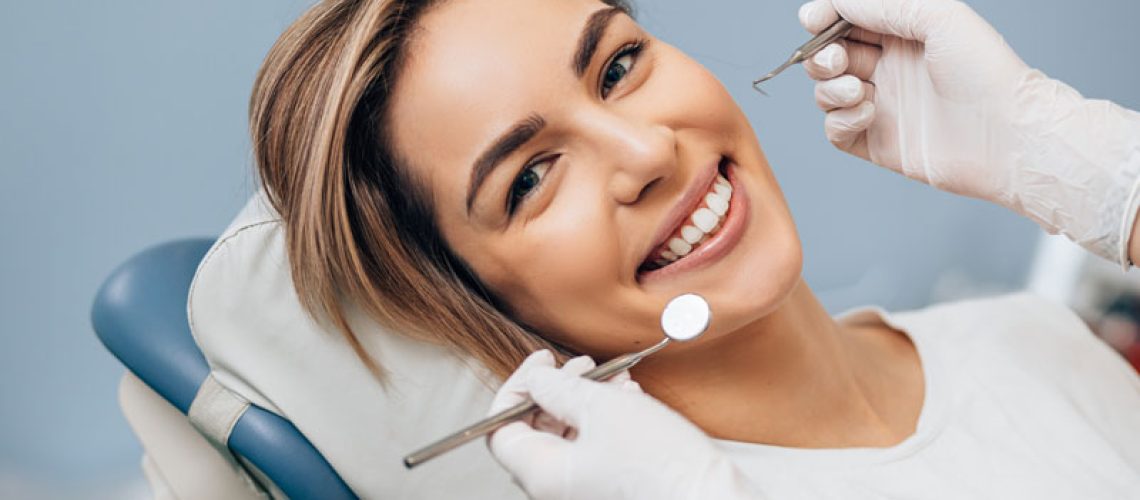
left=601, top=53, right=633, bottom=97
left=600, top=40, right=645, bottom=99
left=508, top=160, right=552, bottom=214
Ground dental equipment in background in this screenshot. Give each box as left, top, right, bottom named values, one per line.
left=752, top=18, right=854, bottom=95
left=402, top=293, right=712, bottom=469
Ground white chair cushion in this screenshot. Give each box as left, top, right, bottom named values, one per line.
left=187, top=190, right=524, bottom=499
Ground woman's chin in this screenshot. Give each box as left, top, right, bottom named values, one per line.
left=702, top=241, right=803, bottom=342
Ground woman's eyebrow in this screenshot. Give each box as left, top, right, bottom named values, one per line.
left=465, top=6, right=623, bottom=217
left=466, top=113, right=546, bottom=215
left=573, top=6, right=624, bottom=77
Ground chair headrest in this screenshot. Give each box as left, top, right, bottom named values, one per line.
left=187, top=190, right=522, bottom=498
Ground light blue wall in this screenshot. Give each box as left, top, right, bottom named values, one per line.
left=1, top=0, right=1137, bottom=497
left=0, top=1, right=314, bottom=497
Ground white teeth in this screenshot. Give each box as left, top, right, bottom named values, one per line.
left=680, top=225, right=703, bottom=244
left=714, top=182, right=731, bottom=198
left=645, top=170, right=736, bottom=269
left=668, top=238, right=692, bottom=256
left=705, top=192, right=728, bottom=216
left=691, top=208, right=718, bottom=232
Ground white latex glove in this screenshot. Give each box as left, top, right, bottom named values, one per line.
left=486, top=350, right=762, bottom=500
left=798, top=0, right=1140, bottom=267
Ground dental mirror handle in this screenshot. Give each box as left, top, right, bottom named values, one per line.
left=402, top=338, right=671, bottom=469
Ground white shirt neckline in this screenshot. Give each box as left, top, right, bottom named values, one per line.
left=712, top=306, right=952, bottom=468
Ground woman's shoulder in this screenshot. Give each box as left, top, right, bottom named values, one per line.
left=838, top=292, right=1125, bottom=383
left=838, top=292, right=1088, bottom=350
left=887, top=291, right=1091, bottom=346
left=889, top=293, right=1094, bottom=355
left=831, top=293, right=1140, bottom=482
left=888, top=292, right=1137, bottom=394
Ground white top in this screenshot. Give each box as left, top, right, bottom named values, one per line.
left=717, top=292, right=1140, bottom=499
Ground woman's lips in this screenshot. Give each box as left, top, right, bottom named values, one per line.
left=645, top=173, right=732, bottom=266
left=640, top=158, right=721, bottom=266
left=636, top=159, right=749, bottom=283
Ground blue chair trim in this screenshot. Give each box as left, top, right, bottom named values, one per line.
left=92, top=238, right=357, bottom=500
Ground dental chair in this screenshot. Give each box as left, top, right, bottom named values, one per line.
left=92, top=238, right=356, bottom=499
left=91, top=190, right=524, bottom=499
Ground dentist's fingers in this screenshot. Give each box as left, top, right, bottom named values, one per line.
left=830, top=0, right=965, bottom=43
left=620, top=379, right=644, bottom=394
left=815, top=75, right=874, bottom=111
left=843, top=40, right=881, bottom=81
left=487, top=420, right=565, bottom=493
left=533, top=356, right=596, bottom=433
left=561, top=355, right=633, bottom=388
left=802, top=43, right=847, bottom=80
left=560, top=355, right=596, bottom=376
left=801, top=1, right=885, bottom=46
left=798, top=0, right=837, bottom=35
left=604, top=369, right=631, bottom=386
left=846, top=26, right=884, bottom=47
left=824, top=100, right=875, bottom=153
left=803, top=0, right=963, bottom=43
left=803, top=41, right=880, bottom=82
left=524, top=366, right=605, bottom=429
left=489, top=350, right=555, bottom=414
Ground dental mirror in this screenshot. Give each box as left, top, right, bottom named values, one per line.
left=661, top=293, right=711, bottom=341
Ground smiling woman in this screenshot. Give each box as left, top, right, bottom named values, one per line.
left=251, top=0, right=805, bottom=385
left=248, top=0, right=1140, bottom=496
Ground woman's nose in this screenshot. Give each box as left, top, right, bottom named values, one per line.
left=597, top=120, right=677, bottom=205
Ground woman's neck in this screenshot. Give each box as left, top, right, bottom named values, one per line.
left=630, top=278, right=923, bottom=448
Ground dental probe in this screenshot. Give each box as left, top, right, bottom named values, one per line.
left=752, top=18, right=854, bottom=95
left=402, top=293, right=711, bottom=469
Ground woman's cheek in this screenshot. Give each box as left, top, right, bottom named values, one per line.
left=525, top=195, right=617, bottom=293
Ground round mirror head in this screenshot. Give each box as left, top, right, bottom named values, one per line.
left=660, top=293, right=711, bottom=342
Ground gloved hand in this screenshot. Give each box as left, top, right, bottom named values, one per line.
left=798, top=0, right=1140, bottom=267
left=486, top=350, right=762, bottom=500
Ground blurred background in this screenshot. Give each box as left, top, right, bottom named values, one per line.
left=2, top=0, right=1137, bottom=497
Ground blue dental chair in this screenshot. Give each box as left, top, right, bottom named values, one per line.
left=91, top=238, right=357, bottom=499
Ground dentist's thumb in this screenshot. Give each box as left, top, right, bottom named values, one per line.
left=800, top=0, right=971, bottom=42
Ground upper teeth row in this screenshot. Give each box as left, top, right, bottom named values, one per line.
left=653, top=173, right=732, bottom=266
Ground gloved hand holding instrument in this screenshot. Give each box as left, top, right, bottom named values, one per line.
left=486, top=351, right=762, bottom=500
left=795, top=0, right=1140, bottom=267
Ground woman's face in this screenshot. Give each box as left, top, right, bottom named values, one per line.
left=389, top=0, right=802, bottom=358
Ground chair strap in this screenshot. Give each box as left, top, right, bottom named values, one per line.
left=188, top=373, right=276, bottom=497
left=189, top=373, right=250, bottom=452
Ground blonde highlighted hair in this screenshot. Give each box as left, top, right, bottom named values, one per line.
left=248, top=0, right=631, bottom=380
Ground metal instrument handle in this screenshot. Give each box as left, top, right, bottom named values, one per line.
left=402, top=338, right=670, bottom=468
left=796, top=18, right=854, bottom=63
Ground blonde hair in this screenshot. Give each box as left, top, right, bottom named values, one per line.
left=249, top=0, right=631, bottom=380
